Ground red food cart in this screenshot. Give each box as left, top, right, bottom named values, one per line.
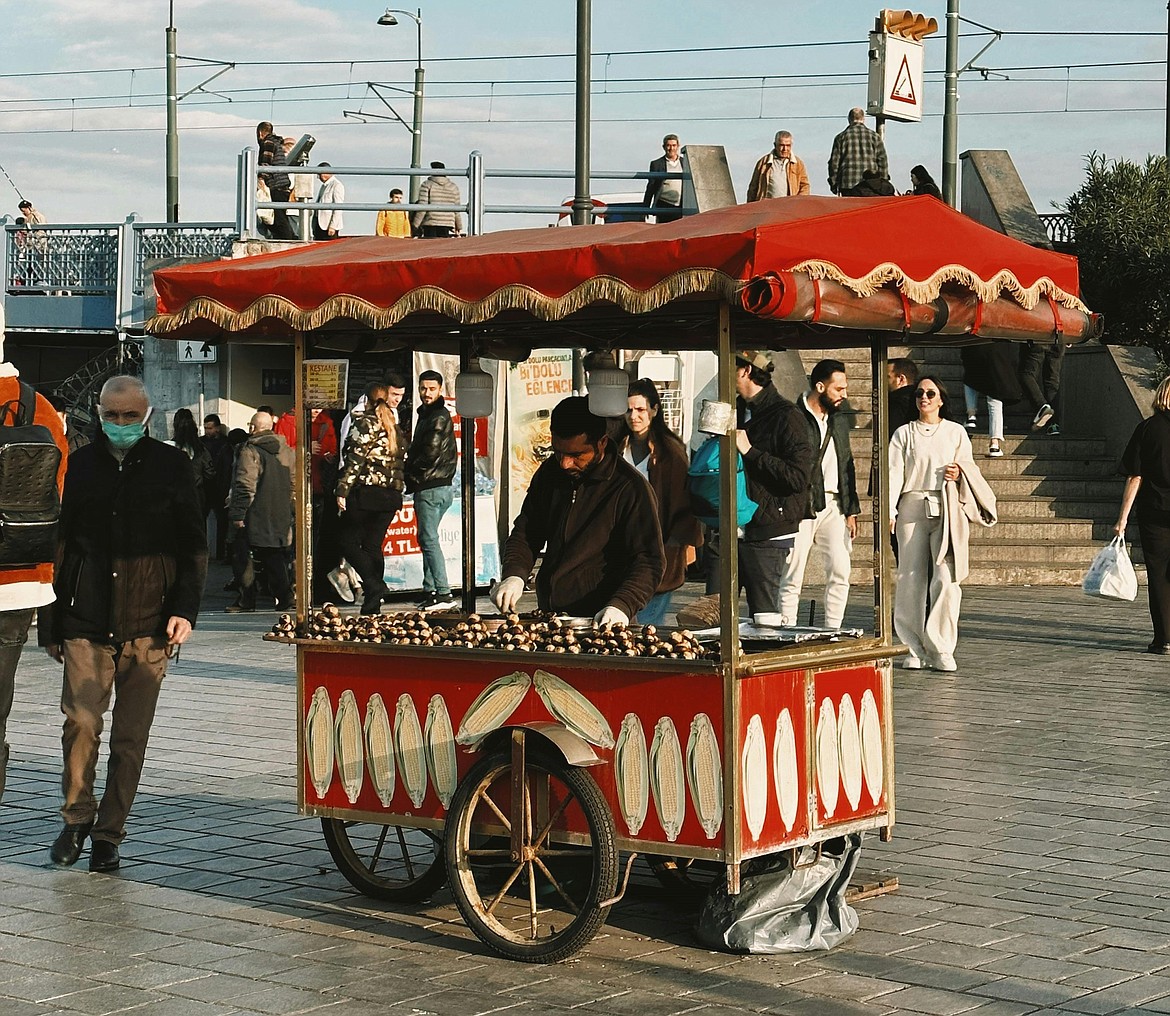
left=149, top=198, right=1098, bottom=962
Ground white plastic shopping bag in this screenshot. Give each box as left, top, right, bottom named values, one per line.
left=1082, top=536, right=1138, bottom=601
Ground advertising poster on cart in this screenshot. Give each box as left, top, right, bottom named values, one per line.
left=506, top=349, right=574, bottom=528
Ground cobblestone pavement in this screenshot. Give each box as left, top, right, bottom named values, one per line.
left=1, top=570, right=1168, bottom=1016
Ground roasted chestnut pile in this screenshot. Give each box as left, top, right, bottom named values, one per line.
left=269, top=608, right=712, bottom=660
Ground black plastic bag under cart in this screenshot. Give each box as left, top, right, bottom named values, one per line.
left=695, top=834, right=862, bottom=953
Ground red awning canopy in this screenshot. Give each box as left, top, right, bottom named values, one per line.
left=147, top=197, right=1096, bottom=350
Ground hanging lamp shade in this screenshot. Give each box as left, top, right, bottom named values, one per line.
left=454, top=357, right=495, bottom=418
left=586, top=351, right=629, bottom=418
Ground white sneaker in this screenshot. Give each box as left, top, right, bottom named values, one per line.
left=901, top=655, right=923, bottom=670
left=342, top=561, right=364, bottom=594
left=327, top=568, right=355, bottom=604
left=988, top=444, right=1003, bottom=458
left=933, top=653, right=958, bottom=672
left=965, top=416, right=977, bottom=430
left=1032, top=404, right=1054, bottom=430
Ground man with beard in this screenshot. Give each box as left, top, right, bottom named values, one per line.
left=776, top=359, right=860, bottom=629
left=493, top=396, right=663, bottom=626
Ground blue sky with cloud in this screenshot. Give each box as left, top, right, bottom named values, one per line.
left=0, top=0, right=1163, bottom=228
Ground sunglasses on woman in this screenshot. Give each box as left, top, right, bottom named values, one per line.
left=915, top=389, right=939, bottom=399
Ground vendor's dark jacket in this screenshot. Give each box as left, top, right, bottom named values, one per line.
left=41, top=434, right=208, bottom=645
left=737, top=384, right=813, bottom=541
left=502, top=449, right=665, bottom=618
left=796, top=396, right=861, bottom=517
left=405, top=397, right=457, bottom=493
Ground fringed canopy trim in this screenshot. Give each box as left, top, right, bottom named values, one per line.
left=792, top=259, right=1089, bottom=313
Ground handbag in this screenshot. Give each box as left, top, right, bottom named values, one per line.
left=1082, top=535, right=1138, bottom=601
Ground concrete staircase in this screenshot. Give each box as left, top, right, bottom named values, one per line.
left=786, top=344, right=1132, bottom=586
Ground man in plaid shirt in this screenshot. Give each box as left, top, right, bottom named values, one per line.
left=827, top=107, right=890, bottom=195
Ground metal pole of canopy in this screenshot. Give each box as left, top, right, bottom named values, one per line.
left=294, top=332, right=310, bottom=627
left=717, top=300, right=741, bottom=896
left=460, top=345, right=477, bottom=615
left=872, top=336, right=893, bottom=643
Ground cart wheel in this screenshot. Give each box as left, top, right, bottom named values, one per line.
left=321, top=818, right=446, bottom=902
left=445, top=744, right=618, bottom=963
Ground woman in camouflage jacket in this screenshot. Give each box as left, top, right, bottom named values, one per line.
left=335, top=387, right=405, bottom=614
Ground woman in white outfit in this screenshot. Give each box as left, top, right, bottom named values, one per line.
left=888, top=375, right=975, bottom=672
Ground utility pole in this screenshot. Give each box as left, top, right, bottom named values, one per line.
left=410, top=10, right=425, bottom=204
left=165, top=2, right=179, bottom=222
left=942, top=0, right=959, bottom=207
left=571, top=0, right=592, bottom=226
left=1165, top=0, right=1169, bottom=159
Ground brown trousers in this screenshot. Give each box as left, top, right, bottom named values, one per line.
left=60, top=636, right=170, bottom=844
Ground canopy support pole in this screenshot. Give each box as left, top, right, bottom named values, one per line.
left=294, top=331, right=309, bottom=628
left=871, top=336, right=893, bottom=644
left=717, top=300, right=741, bottom=895
left=460, top=344, right=478, bottom=614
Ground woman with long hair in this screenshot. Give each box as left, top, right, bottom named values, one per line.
left=1114, top=376, right=1170, bottom=654
left=336, top=384, right=405, bottom=614
left=888, top=375, right=974, bottom=671
left=909, top=164, right=942, bottom=199
left=618, top=378, right=701, bottom=625
left=169, top=407, right=215, bottom=518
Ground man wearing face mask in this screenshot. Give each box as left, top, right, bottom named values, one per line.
left=40, top=376, right=208, bottom=873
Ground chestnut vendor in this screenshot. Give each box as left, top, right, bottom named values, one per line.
left=493, top=396, right=665, bottom=626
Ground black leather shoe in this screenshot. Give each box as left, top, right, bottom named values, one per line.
left=50, top=823, right=92, bottom=866
left=89, top=840, right=120, bottom=873
left=1146, top=642, right=1170, bottom=655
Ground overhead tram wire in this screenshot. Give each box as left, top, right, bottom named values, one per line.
left=0, top=104, right=1162, bottom=137
left=0, top=59, right=1161, bottom=116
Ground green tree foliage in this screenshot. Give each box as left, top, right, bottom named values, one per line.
left=1064, top=153, right=1170, bottom=356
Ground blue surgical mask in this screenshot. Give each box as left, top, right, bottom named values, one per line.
left=100, top=406, right=151, bottom=450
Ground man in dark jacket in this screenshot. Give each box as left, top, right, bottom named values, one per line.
left=227, top=411, right=295, bottom=612
left=710, top=351, right=812, bottom=618
left=41, top=376, right=207, bottom=873
left=405, top=371, right=457, bottom=610
left=642, top=133, right=686, bottom=224
left=494, top=397, right=664, bottom=625
left=777, top=359, right=860, bottom=629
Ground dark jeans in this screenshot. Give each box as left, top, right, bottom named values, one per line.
left=1018, top=340, right=1064, bottom=412
left=0, top=607, right=35, bottom=803
left=703, top=530, right=792, bottom=618
left=337, top=506, right=395, bottom=600
left=1138, top=512, right=1170, bottom=645
left=419, top=225, right=454, bottom=238
left=235, top=528, right=293, bottom=609
left=653, top=203, right=683, bottom=224
left=268, top=187, right=297, bottom=240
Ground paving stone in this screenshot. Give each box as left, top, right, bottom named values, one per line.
left=874, top=985, right=986, bottom=1015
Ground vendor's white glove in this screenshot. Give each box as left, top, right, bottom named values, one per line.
left=492, top=576, right=525, bottom=613
left=593, top=606, right=629, bottom=629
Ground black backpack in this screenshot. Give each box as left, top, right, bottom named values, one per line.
left=0, top=383, right=61, bottom=567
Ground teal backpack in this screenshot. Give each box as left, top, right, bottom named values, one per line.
left=687, top=437, right=759, bottom=529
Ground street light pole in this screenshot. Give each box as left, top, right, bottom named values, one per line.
left=165, top=1, right=179, bottom=222
left=942, top=0, right=959, bottom=207
left=572, top=0, right=591, bottom=226
left=379, top=9, right=425, bottom=203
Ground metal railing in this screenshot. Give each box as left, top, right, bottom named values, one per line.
left=238, top=147, right=691, bottom=240
left=4, top=224, right=119, bottom=295
left=1038, top=212, right=1074, bottom=247
left=131, top=221, right=235, bottom=294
